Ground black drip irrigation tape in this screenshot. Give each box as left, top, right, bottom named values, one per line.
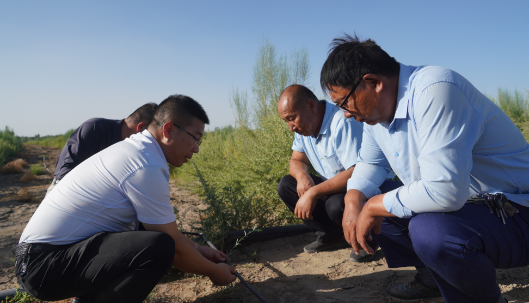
left=225, top=224, right=311, bottom=241
left=182, top=231, right=270, bottom=303
left=0, top=287, right=26, bottom=301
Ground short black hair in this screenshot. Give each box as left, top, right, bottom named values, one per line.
left=320, top=34, right=400, bottom=95
left=149, top=94, right=209, bottom=129
left=127, top=102, right=158, bottom=125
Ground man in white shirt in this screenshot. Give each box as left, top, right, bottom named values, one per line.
left=14, top=95, right=236, bottom=303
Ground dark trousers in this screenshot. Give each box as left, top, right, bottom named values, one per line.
left=374, top=203, right=529, bottom=303
left=277, top=174, right=402, bottom=243
left=16, top=231, right=175, bottom=303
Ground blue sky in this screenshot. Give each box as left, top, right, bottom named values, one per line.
left=1, top=0, right=528, bottom=137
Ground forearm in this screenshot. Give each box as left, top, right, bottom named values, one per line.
left=289, top=158, right=311, bottom=181
left=309, top=167, right=354, bottom=200
left=364, top=194, right=396, bottom=218
left=171, top=232, right=218, bottom=275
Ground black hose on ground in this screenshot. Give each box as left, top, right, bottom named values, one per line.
left=225, top=224, right=311, bottom=241
left=0, top=287, right=26, bottom=301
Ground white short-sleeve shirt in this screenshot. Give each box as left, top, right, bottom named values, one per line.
left=20, top=130, right=176, bottom=245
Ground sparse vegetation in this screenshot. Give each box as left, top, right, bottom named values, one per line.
left=15, top=188, right=34, bottom=202
left=0, top=290, right=35, bottom=303
left=30, top=164, right=45, bottom=176
left=0, top=127, right=21, bottom=165
left=0, top=159, right=28, bottom=174
left=488, top=88, right=529, bottom=141
left=22, top=129, right=74, bottom=149
left=19, top=171, right=38, bottom=183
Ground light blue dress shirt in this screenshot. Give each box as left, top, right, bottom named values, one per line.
left=347, top=63, right=529, bottom=218
left=292, top=101, right=364, bottom=181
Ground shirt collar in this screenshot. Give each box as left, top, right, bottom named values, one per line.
left=317, top=101, right=334, bottom=137
left=142, top=129, right=166, bottom=161
left=113, top=119, right=124, bottom=142
left=389, top=63, right=414, bottom=128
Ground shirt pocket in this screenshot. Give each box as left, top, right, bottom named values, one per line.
left=321, top=154, right=345, bottom=177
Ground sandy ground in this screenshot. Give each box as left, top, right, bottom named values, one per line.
left=1, top=145, right=529, bottom=302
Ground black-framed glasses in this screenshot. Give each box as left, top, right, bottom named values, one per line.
left=172, top=123, right=202, bottom=146
left=336, top=76, right=364, bottom=113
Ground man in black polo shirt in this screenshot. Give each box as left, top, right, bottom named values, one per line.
left=47, top=103, right=158, bottom=195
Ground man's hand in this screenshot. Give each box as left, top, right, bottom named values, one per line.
left=342, top=190, right=366, bottom=255
left=208, top=263, right=237, bottom=285
left=296, top=174, right=315, bottom=197
left=355, top=207, right=383, bottom=255
left=294, top=189, right=317, bottom=220
left=196, top=245, right=228, bottom=263
left=354, top=194, right=391, bottom=255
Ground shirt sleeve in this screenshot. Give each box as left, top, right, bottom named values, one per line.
left=121, top=165, right=176, bottom=224
left=386, top=82, right=483, bottom=215
left=335, top=119, right=363, bottom=170
left=292, top=133, right=305, bottom=153
left=347, top=126, right=393, bottom=198
left=56, top=121, right=101, bottom=179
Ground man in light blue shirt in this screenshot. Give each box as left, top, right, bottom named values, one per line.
left=277, top=84, right=400, bottom=262
left=320, top=35, right=529, bottom=303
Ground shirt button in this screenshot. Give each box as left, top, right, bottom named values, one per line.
left=395, top=152, right=399, bottom=157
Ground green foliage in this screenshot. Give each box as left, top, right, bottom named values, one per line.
left=0, top=126, right=21, bottom=165
left=488, top=88, right=529, bottom=142
left=1, top=290, right=38, bottom=303
left=23, top=129, right=75, bottom=149
left=174, top=40, right=310, bottom=233
left=192, top=163, right=283, bottom=251
left=489, top=88, right=529, bottom=123
left=30, top=164, right=45, bottom=176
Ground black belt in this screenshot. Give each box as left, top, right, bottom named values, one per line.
left=12, top=242, right=57, bottom=258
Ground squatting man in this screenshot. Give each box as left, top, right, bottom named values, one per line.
left=13, top=95, right=236, bottom=303
left=277, top=84, right=400, bottom=262
left=320, top=34, right=529, bottom=303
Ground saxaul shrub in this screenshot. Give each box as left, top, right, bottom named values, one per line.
left=192, top=162, right=282, bottom=251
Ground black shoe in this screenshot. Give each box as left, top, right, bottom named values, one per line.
left=349, top=239, right=379, bottom=262
left=387, top=274, right=442, bottom=301
left=303, top=240, right=350, bottom=253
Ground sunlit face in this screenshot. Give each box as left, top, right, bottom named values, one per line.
left=278, top=100, right=318, bottom=137
left=163, top=118, right=204, bottom=167
left=328, top=83, right=392, bottom=125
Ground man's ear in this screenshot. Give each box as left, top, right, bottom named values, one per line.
left=135, top=122, right=146, bottom=132
left=363, top=74, right=384, bottom=93
left=161, top=122, right=174, bottom=141
left=307, top=99, right=317, bottom=113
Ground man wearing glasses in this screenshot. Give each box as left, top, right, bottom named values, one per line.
left=277, top=84, right=400, bottom=262
left=14, top=95, right=236, bottom=303
left=320, top=34, right=529, bottom=303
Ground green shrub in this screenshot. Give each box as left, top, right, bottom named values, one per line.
left=30, top=164, right=45, bottom=176
left=489, top=88, right=529, bottom=124
left=192, top=163, right=284, bottom=251
left=1, top=290, right=38, bottom=303
left=0, top=127, right=21, bottom=165
left=24, top=129, right=74, bottom=149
